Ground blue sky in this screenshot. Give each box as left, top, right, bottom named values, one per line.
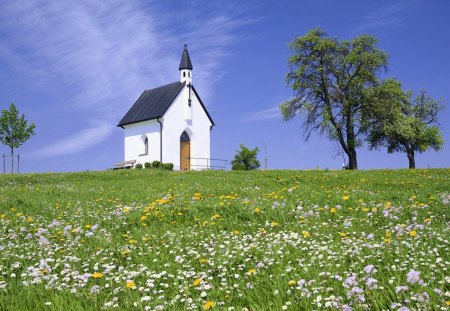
left=0, top=0, right=449, bottom=172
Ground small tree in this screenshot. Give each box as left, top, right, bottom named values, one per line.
left=366, top=81, right=444, bottom=168
left=231, top=144, right=260, bottom=170
left=0, top=103, right=36, bottom=173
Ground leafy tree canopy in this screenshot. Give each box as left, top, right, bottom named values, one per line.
left=280, top=28, right=388, bottom=169
left=0, top=103, right=36, bottom=171
left=231, top=144, right=260, bottom=170
left=366, top=81, right=444, bottom=168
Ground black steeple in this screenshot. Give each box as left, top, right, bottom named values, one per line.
left=179, top=44, right=193, bottom=70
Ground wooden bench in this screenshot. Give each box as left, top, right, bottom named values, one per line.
left=113, top=160, right=136, bottom=170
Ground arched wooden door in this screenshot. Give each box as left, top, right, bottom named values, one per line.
left=180, top=131, right=190, bottom=171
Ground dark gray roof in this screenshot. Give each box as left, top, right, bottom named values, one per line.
left=118, top=81, right=185, bottom=127
left=179, top=45, right=193, bottom=70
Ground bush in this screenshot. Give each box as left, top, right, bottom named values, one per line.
left=162, top=163, right=174, bottom=171
left=152, top=160, right=161, bottom=169
left=231, top=144, right=260, bottom=170
left=135, top=163, right=143, bottom=169
left=144, top=162, right=151, bottom=169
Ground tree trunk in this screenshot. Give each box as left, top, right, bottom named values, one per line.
left=406, top=148, right=415, bottom=169
left=348, top=147, right=358, bottom=170
left=10, top=148, right=13, bottom=174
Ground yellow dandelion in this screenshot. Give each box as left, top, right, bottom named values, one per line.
left=211, top=214, right=220, bottom=220
left=140, top=215, right=147, bottom=221
left=193, top=278, right=203, bottom=286
left=233, top=230, right=240, bottom=235
left=247, top=268, right=257, bottom=275
left=383, top=238, right=392, bottom=243
left=123, top=207, right=130, bottom=213
left=271, top=222, right=279, bottom=227
left=339, top=232, right=347, bottom=238
left=302, top=231, right=311, bottom=238
left=288, top=280, right=297, bottom=286
left=342, top=195, right=350, bottom=200
left=362, top=207, right=369, bottom=212
left=330, top=207, right=336, bottom=213
left=92, top=272, right=103, bottom=278
left=425, top=218, right=431, bottom=223
left=199, top=258, right=209, bottom=264
left=84, top=224, right=91, bottom=229
left=409, top=230, right=417, bottom=237
left=254, top=207, right=261, bottom=214
left=203, top=301, right=216, bottom=310
left=126, top=280, right=135, bottom=288
left=128, top=239, right=137, bottom=244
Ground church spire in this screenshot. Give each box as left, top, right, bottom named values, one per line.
left=179, top=44, right=193, bottom=70
left=179, top=45, right=193, bottom=84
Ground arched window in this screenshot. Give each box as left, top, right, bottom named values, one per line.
left=140, top=135, right=148, bottom=155
left=144, top=137, right=148, bottom=155
left=183, top=71, right=186, bottom=77
left=188, top=72, right=191, bottom=77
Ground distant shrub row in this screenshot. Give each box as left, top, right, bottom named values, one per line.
left=135, top=161, right=174, bottom=171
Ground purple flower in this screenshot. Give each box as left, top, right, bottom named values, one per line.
left=345, top=274, right=357, bottom=287
left=363, top=265, right=376, bottom=274
left=395, top=285, right=409, bottom=293
left=406, top=270, right=421, bottom=284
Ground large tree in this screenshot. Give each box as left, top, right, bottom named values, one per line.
left=280, top=28, right=388, bottom=169
left=366, top=80, right=444, bottom=168
left=0, top=103, right=36, bottom=173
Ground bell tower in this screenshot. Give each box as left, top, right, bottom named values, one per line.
left=179, top=44, right=193, bottom=84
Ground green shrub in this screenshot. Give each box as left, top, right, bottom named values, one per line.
left=163, top=163, right=174, bottom=171
left=152, top=160, right=161, bottom=168
left=144, top=162, right=151, bottom=169
left=135, top=163, right=143, bottom=169
left=231, top=144, right=260, bottom=170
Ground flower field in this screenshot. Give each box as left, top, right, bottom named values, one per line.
left=0, top=169, right=449, bottom=310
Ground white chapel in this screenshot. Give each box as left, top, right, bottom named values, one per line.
left=117, top=45, right=214, bottom=171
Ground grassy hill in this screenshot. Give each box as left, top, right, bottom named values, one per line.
left=0, top=169, right=449, bottom=310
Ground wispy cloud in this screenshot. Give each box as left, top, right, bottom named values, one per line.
left=32, top=123, right=114, bottom=158
left=354, top=1, right=418, bottom=35
left=0, top=0, right=251, bottom=157
left=244, top=107, right=281, bottom=122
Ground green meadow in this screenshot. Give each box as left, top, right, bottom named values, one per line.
left=0, top=169, right=449, bottom=310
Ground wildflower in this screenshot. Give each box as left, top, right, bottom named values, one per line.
left=203, top=301, right=216, bottom=310
left=247, top=269, right=257, bottom=275
left=193, top=278, right=203, bottom=286
left=271, top=222, right=279, bottom=227
left=126, top=280, right=135, bottom=288
left=288, top=280, right=297, bottom=286
left=339, top=232, right=347, bottom=238
left=330, top=207, right=336, bottom=213
left=233, top=230, right=240, bottom=235
left=254, top=207, right=261, bottom=214
left=363, top=265, right=376, bottom=274
left=302, top=231, right=310, bottom=238
left=409, top=230, right=417, bottom=237
left=140, top=215, right=147, bottom=221
left=211, top=214, right=220, bottom=220
left=123, top=207, right=130, bottom=213
left=128, top=239, right=137, bottom=244
left=342, top=195, right=350, bottom=200
left=92, top=272, right=103, bottom=278
left=406, top=270, right=422, bottom=284
left=199, top=258, right=209, bottom=264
